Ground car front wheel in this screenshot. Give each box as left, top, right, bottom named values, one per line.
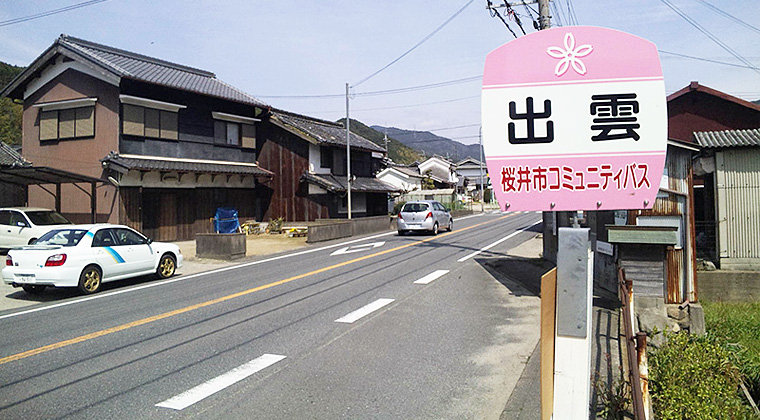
left=78, top=265, right=102, bottom=294
left=156, top=254, right=176, bottom=279
left=448, top=219, right=454, bottom=231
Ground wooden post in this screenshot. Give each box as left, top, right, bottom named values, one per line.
left=541, top=267, right=557, bottom=420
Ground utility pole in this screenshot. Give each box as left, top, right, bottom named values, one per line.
left=479, top=126, right=485, bottom=212
left=538, top=0, right=551, bottom=30
left=345, top=82, right=352, bottom=219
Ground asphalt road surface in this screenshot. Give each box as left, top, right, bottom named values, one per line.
left=0, top=211, right=543, bottom=419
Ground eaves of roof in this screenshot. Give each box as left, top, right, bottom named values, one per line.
left=101, top=153, right=274, bottom=178
left=693, top=128, right=760, bottom=148
left=301, top=172, right=400, bottom=193
left=0, top=141, right=31, bottom=167
left=667, top=81, right=760, bottom=112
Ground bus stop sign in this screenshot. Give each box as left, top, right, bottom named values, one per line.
left=482, top=26, right=667, bottom=212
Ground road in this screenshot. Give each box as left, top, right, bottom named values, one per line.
left=0, top=211, right=543, bottom=419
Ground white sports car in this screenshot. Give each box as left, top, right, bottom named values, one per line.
left=3, top=224, right=183, bottom=295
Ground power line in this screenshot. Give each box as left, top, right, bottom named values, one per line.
left=658, top=49, right=759, bottom=69
left=690, top=0, right=760, bottom=35
left=486, top=0, right=518, bottom=37
left=660, top=0, right=760, bottom=76
left=0, top=0, right=111, bottom=27
left=352, top=0, right=474, bottom=87
left=565, top=0, right=579, bottom=25
left=256, top=75, right=481, bottom=99
left=304, top=95, right=480, bottom=115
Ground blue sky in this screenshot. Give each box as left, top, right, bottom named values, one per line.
left=1, top=0, right=758, bottom=145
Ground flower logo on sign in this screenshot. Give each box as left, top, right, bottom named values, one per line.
left=546, top=32, right=593, bottom=77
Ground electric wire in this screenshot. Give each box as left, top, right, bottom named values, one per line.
left=660, top=0, right=760, bottom=76
left=690, top=0, right=760, bottom=35
left=486, top=0, right=518, bottom=38
left=0, top=0, right=111, bottom=27
left=256, top=75, right=481, bottom=99
left=351, top=0, right=474, bottom=88
left=658, top=49, right=759, bottom=69
left=566, top=0, right=579, bottom=25
left=550, top=1, right=565, bottom=27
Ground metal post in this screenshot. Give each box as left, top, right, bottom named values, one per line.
left=553, top=227, right=593, bottom=420
left=345, top=82, right=352, bottom=220
left=479, top=126, right=485, bottom=212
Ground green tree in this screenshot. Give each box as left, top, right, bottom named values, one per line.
left=0, top=61, right=24, bottom=145
left=421, top=169, right=436, bottom=190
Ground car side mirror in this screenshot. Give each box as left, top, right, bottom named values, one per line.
left=446, top=207, right=451, bottom=212
left=16, top=221, right=28, bottom=228
left=146, top=238, right=153, bottom=245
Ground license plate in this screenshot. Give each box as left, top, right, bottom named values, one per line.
left=15, top=274, right=35, bottom=283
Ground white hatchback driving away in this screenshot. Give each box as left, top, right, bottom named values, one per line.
left=3, top=224, right=183, bottom=295
left=397, top=200, right=453, bottom=236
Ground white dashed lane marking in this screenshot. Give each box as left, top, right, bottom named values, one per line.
left=156, top=354, right=287, bottom=411
left=413, top=270, right=450, bottom=285
left=334, top=298, right=395, bottom=324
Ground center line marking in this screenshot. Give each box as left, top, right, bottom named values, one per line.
left=335, top=298, right=395, bottom=323
left=156, top=354, right=286, bottom=411
left=414, top=269, right=450, bottom=285
left=0, top=213, right=514, bottom=365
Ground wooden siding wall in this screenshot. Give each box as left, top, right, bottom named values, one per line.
left=619, top=244, right=665, bottom=298
left=257, top=123, right=330, bottom=222
left=121, top=188, right=257, bottom=242
left=119, top=80, right=258, bottom=164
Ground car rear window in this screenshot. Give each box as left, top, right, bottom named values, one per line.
left=402, top=203, right=429, bottom=213
left=25, top=211, right=72, bottom=226
left=35, top=229, right=88, bottom=247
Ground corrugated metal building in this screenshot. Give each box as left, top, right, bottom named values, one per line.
left=694, top=129, right=760, bottom=270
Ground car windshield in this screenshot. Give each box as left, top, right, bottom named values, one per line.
left=402, top=203, right=429, bottom=213
left=25, top=211, right=72, bottom=226
left=35, top=229, right=88, bottom=247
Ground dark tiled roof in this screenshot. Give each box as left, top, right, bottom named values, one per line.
left=2, top=35, right=267, bottom=107
left=101, top=153, right=273, bottom=177
left=0, top=142, right=30, bottom=167
left=301, top=172, right=400, bottom=193
left=58, top=36, right=267, bottom=106
left=694, top=129, right=760, bottom=148
left=271, top=112, right=386, bottom=153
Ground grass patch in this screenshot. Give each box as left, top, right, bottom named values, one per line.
left=649, top=331, right=755, bottom=419
left=703, top=300, right=760, bottom=403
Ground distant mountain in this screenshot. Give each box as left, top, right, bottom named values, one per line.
left=371, top=125, right=482, bottom=163
left=337, top=118, right=423, bottom=165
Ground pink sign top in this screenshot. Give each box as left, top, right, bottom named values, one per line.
left=481, top=26, right=667, bottom=212
left=483, top=26, right=663, bottom=87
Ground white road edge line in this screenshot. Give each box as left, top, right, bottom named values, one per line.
left=0, top=213, right=490, bottom=321
left=155, top=354, right=286, bottom=411
left=335, top=298, right=395, bottom=324
left=414, top=269, right=450, bottom=285
left=457, top=219, right=542, bottom=263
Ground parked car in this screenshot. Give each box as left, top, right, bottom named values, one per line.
left=3, top=224, right=183, bottom=295
left=0, top=207, right=73, bottom=250
left=397, top=200, right=453, bottom=236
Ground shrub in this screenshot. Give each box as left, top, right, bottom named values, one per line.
left=703, top=300, right=760, bottom=403
left=649, top=331, right=755, bottom=419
